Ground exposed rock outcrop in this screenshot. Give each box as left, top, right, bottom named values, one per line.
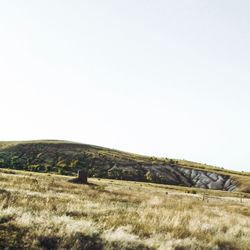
left=142, top=164, right=238, bottom=191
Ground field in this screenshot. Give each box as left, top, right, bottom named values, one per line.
left=0, top=169, right=250, bottom=250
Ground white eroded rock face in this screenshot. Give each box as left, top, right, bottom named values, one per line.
left=143, top=165, right=238, bottom=191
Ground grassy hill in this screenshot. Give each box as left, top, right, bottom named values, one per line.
left=0, top=140, right=249, bottom=192
left=0, top=169, right=249, bottom=250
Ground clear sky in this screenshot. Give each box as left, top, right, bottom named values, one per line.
left=0, top=1, right=250, bottom=171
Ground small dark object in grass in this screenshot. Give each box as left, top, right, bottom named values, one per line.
left=68, top=169, right=89, bottom=185
left=78, top=170, right=88, bottom=183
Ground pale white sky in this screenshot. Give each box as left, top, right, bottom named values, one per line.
left=0, top=1, right=250, bottom=171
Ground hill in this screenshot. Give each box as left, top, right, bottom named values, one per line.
left=0, top=169, right=249, bottom=250
left=0, top=140, right=249, bottom=192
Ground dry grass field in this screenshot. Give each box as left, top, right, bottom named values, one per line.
left=0, top=168, right=250, bottom=250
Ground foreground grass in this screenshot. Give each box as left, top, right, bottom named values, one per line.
left=0, top=169, right=249, bottom=250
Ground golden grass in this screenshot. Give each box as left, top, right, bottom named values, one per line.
left=0, top=169, right=250, bottom=250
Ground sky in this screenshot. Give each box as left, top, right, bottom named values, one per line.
left=0, top=0, right=250, bottom=171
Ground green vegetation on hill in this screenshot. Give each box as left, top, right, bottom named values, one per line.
left=0, top=140, right=174, bottom=178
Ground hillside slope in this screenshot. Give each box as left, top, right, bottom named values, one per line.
left=0, top=140, right=249, bottom=192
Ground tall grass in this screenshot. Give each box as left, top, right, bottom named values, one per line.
left=0, top=169, right=249, bottom=250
